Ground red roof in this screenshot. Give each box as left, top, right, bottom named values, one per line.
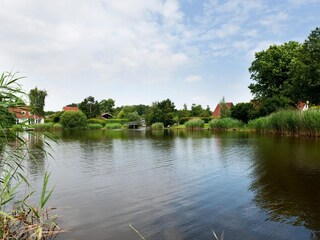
left=212, top=102, right=233, bottom=117
left=63, top=106, right=79, bottom=111
left=9, top=107, right=42, bottom=119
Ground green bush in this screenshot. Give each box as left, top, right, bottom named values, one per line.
left=87, top=118, right=105, bottom=126
left=209, top=117, right=243, bottom=130
left=180, top=117, right=212, bottom=124
left=105, top=118, right=129, bottom=124
left=104, top=123, right=122, bottom=129
left=87, top=123, right=103, bottom=129
left=60, top=111, right=87, bottom=128
left=185, top=118, right=205, bottom=129
left=248, top=109, right=320, bottom=136
left=151, top=122, right=164, bottom=129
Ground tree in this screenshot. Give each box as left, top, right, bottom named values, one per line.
left=146, top=99, right=177, bottom=126
left=220, top=97, right=231, bottom=118
left=291, top=27, right=320, bottom=104
left=29, top=87, right=47, bottom=117
left=230, top=103, right=254, bottom=123
left=79, top=96, right=100, bottom=118
left=60, top=111, right=87, bottom=128
left=248, top=41, right=301, bottom=102
left=190, top=104, right=203, bottom=116
left=99, top=98, right=115, bottom=115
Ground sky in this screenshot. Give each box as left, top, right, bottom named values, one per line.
left=0, top=0, right=319, bottom=111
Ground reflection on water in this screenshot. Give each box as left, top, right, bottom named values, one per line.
left=22, top=130, right=320, bottom=239
left=250, top=136, right=320, bottom=239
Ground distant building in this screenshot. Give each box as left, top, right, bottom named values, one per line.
left=63, top=106, right=79, bottom=112
left=101, top=113, right=113, bottom=119
left=212, top=102, right=234, bottom=117
left=9, top=106, right=44, bottom=124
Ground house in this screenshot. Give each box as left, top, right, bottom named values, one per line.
left=63, top=106, right=79, bottom=111
left=212, top=102, right=234, bottom=118
left=9, top=106, right=44, bottom=124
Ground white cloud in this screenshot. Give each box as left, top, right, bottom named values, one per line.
left=185, top=74, right=202, bottom=83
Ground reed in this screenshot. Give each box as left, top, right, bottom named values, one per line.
left=0, top=72, right=61, bottom=239
left=185, top=118, right=205, bottom=129
left=248, top=109, right=320, bottom=136
left=104, top=123, right=122, bottom=129
left=209, top=117, right=243, bottom=130
left=87, top=123, right=103, bottom=129
left=151, top=122, right=164, bottom=130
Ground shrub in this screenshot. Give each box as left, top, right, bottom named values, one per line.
left=87, top=123, right=103, bottom=129
left=180, top=117, right=212, bottom=124
left=151, top=122, right=164, bottom=129
left=105, top=119, right=129, bottom=124
left=209, top=117, right=243, bottom=130
left=104, top=123, right=122, bottom=129
left=185, top=118, right=205, bottom=129
left=60, top=111, right=87, bottom=128
left=87, top=118, right=105, bottom=126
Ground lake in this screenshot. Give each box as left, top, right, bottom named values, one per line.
left=24, top=130, right=320, bottom=239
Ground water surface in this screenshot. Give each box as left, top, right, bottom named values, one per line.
left=25, top=130, right=320, bottom=239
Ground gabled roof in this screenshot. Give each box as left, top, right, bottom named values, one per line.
left=63, top=106, right=79, bottom=111
left=9, top=107, right=42, bottom=119
left=212, top=102, right=233, bottom=117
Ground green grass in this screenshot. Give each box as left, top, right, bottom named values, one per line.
left=209, top=117, right=243, bottom=131
left=185, top=118, right=205, bottom=129
left=151, top=122, right=164, bottom=130
left=104, top=123, right=122, bottom=129
left=87, top=123, right=103, bottom=129
left=248, top=109, right=320, bottom=136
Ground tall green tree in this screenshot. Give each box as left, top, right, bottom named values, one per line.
left=79, top=96, right=100, bottom=119
left=248, top=41, right=301, bottom=101
left=29, top=87, right=47, bottom=117
left=99, top=98, right=115, bottom=115
left=146, top=99, right=176, bottom=126
left=291, top=27, right=320, bottom=104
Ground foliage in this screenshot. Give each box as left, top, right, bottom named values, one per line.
left=219, top=97, right=231, bottom=118
left=99, top=98, right=115, bottom=115
left=29, top=123, right=63, bottom=131
left=105, top=118, right=129, bottom=124
left=291, top=27, right=320, bottom=104
left=104, top=123, right=122, bottom=129
left=248, top=109, right=320, bottom=136
left=248, top=41, right=300, bottom=101
left=60, top=111, right=87, bottom=128
left=127, top=111, right=140, bottom=122
left=151, top=122, right=164, bottom=129
left=87, top=118, right=105, bottom=126
left=87, top=123, right=103, bottom=129
left=209, top=117, right=243, bottom=130
left=29, top=87, right=48, bottom=117
left=0, top=72, right=60, bottom=239
left=0, top=106, right=16, bottom=128
left=146, top=99, right=176, bottom=126
left=78, top=96, right=100, bottom=119
left=230, top=102, right=254, bottom=123
left=180, top=117, right=212, bottom=124
left=185, top=118, right=205, bottom=129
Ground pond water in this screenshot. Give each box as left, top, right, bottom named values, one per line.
left=25, top=130, right=320, bottom=239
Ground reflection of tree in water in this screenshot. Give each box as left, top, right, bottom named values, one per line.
left=250, top=136, right=320, bottom=238
left=27, top=133, right=46, bottom=176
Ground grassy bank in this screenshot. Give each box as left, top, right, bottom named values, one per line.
left=248, top=109, right=320, bottom=137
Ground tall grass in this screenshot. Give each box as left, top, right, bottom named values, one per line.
left=248, top=109, right=320, bottom=136
left=185, top=118, right=205, bottom=129
left=0, top=72, right=60, bottom=239
left=104, top=123, right=122, bottom=129
left=87, top=123, right=103, bottom=129
left=209, top=117, right=243, bottom=130
left=151, top=122, right=164, bottom=130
